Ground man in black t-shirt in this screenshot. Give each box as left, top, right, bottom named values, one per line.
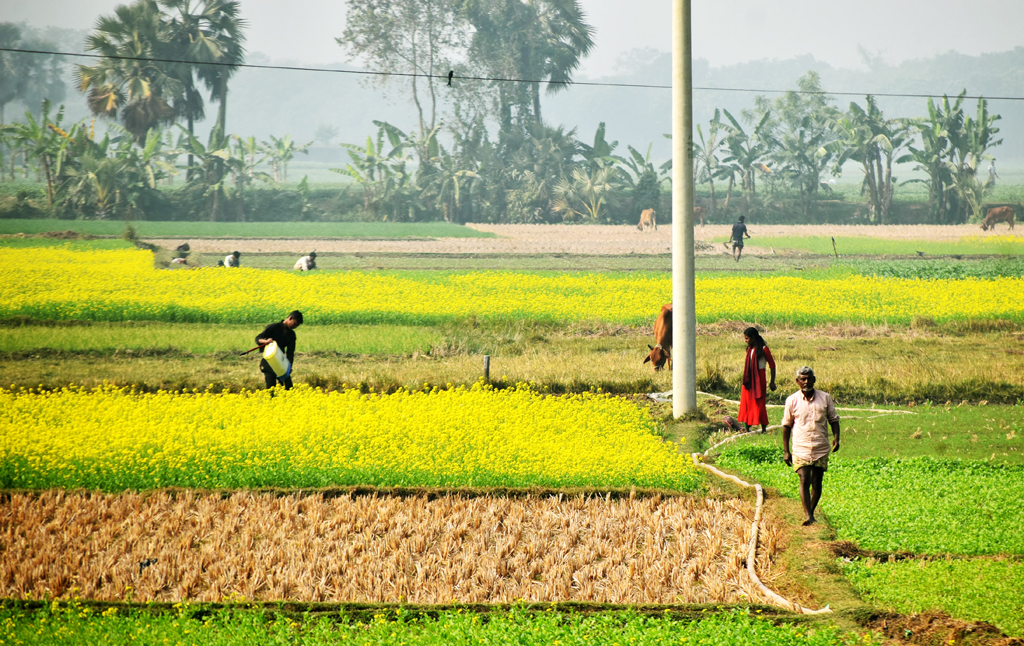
left=256, top=310, right=303, bottom=389
left=731, top=216, right=750, bottom=262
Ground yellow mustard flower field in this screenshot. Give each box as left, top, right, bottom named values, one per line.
left=0, top=383, right=701, bottom=491
left=4, top=248, right=1023, bottom=325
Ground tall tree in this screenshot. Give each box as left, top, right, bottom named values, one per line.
left=463, top=0, right=594, bottom=126
left=184, top=0, right=245, bottom=137
left=0, top=24, right=67, bottom=126
left=77, top=0, right=183, bottom=143
left=340, top=0, right=465, bottom=145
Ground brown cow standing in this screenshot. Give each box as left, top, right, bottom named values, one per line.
left=981, top=206, right=1016, bottom=231
left=643, top=303, right=673, bottom=371
left=637, top=208, right=657, bottom=231
left=637, top=207, right=705, bottom=231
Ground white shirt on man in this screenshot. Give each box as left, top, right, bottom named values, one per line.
left=224, top=254, right=239, bottom=267
left=782, top=389, right=839, bottom=462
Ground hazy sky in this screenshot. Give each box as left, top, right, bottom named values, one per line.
left=3, top=0, right=1022, bottom=75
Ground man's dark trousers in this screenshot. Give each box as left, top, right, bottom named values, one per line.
left=261, top=361, right=293, bottom=389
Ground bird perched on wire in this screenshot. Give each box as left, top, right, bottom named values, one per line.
left=447, top=70, right=454, bottom=87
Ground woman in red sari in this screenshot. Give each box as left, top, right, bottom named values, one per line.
left=739, top=327, right=776, bottom=433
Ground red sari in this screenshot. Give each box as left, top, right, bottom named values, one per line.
left=738, top=345, right=775, bottom=426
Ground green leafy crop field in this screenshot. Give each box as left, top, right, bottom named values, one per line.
left=0, top=606, right=881, bottom=646
left=715, top=445, right=1024, bottom=555
left=841, top=559, right=1024, bottom=637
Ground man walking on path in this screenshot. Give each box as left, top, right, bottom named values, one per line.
left=256, top=311, right=303, bottom=389
left=730, top=215, right=750, bottom=262
left=782, top=366, right=840, bottom=526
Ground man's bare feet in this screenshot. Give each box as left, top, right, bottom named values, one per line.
left=801, top=517, right=816, bottom=526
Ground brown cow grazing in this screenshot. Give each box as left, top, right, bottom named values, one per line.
left=643, top=303, right=673, bottom=371
left=638, top=207, right=705, bottom=231
left=637, top=208, right=657, bottom=231
left=981, top=206, right=1016, bottom=231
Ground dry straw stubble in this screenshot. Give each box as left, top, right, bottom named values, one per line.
left=1, top=491, right=780, bottom=605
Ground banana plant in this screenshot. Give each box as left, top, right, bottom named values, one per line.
left=333, top=121, right=413, bottom=218
left=261, top=134, right=312, bottom=182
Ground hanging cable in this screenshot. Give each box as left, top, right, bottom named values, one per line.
left=3, top=46, right=1024, bottom=102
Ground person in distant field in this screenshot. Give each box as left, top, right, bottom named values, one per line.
left=988, top=159, right=999, bottom=186
left=738, top=327, right=776, bottom=434
left=730, top=215, right=750, bottom=261
left=256, top=310, right=302, bottom=389
left=224, top=250, right=241, bottom=267
left=294, top=251, right=317, bottom=271
left=782, top=366, right=841, bottom=526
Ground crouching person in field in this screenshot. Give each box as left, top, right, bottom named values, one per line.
left=256, top=310, right=302, bottom=390
left=782, top=366, right=840, bottom=526
left=294, top=251, right=317, bottom=271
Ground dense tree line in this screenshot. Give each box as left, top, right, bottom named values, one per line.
left=0, top=0, right=1009, bottom=225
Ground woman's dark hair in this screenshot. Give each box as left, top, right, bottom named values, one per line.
left=744, top=326, right=766, bottom=359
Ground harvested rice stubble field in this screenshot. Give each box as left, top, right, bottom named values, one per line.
left=0, top=491, right=781, bottom=605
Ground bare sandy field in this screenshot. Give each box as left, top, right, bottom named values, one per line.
left=2, top=491, right=780, bottom=605
left=145, top=223, right=1006, bottom=256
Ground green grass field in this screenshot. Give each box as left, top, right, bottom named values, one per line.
left=841, top=559, right=1024, bottom=637
left=728, top=235, right=1024, bottom=256
left=0, top=237, right=136, bottom=250
left=2, top=319, right=1022, bottom=403
left=0, top=220, right=497, bottom=239
left=0, top=605, right=880, bottom=646
left=716, top=444, right=1024, bottom=553
left=0, top=321, right=441, bottom=356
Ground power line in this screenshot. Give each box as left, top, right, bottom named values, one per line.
left=4, top=46, right=1024, bottom=102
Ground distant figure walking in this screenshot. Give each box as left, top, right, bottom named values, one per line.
left=988, top=159, right=999, bottom=186
left=730, top=215, right=750, bottom=261
left=255, top=310, right=303, bottom=390
left=738, top=327, right=776, bottom=434
left=224, top=250, right=241, bottom=267
left=294, top=251, right=318, bottom=271
left=782, top=367, right=841, bottom=526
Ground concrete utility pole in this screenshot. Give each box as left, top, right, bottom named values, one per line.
left=672, top=0, right=697, bottom=416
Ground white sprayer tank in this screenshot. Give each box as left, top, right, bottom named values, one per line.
left=263, top=341, right=291, bottom=377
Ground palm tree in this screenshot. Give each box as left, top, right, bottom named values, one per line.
left=553, top=165, right=616, bottom=222
left=522, top=0, right=594, bottom=124
left=77, top=0, right=183, bottom=143
left=464, top=0, right=594, bottom=126
left=160, top=0, right=246, bottom=137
